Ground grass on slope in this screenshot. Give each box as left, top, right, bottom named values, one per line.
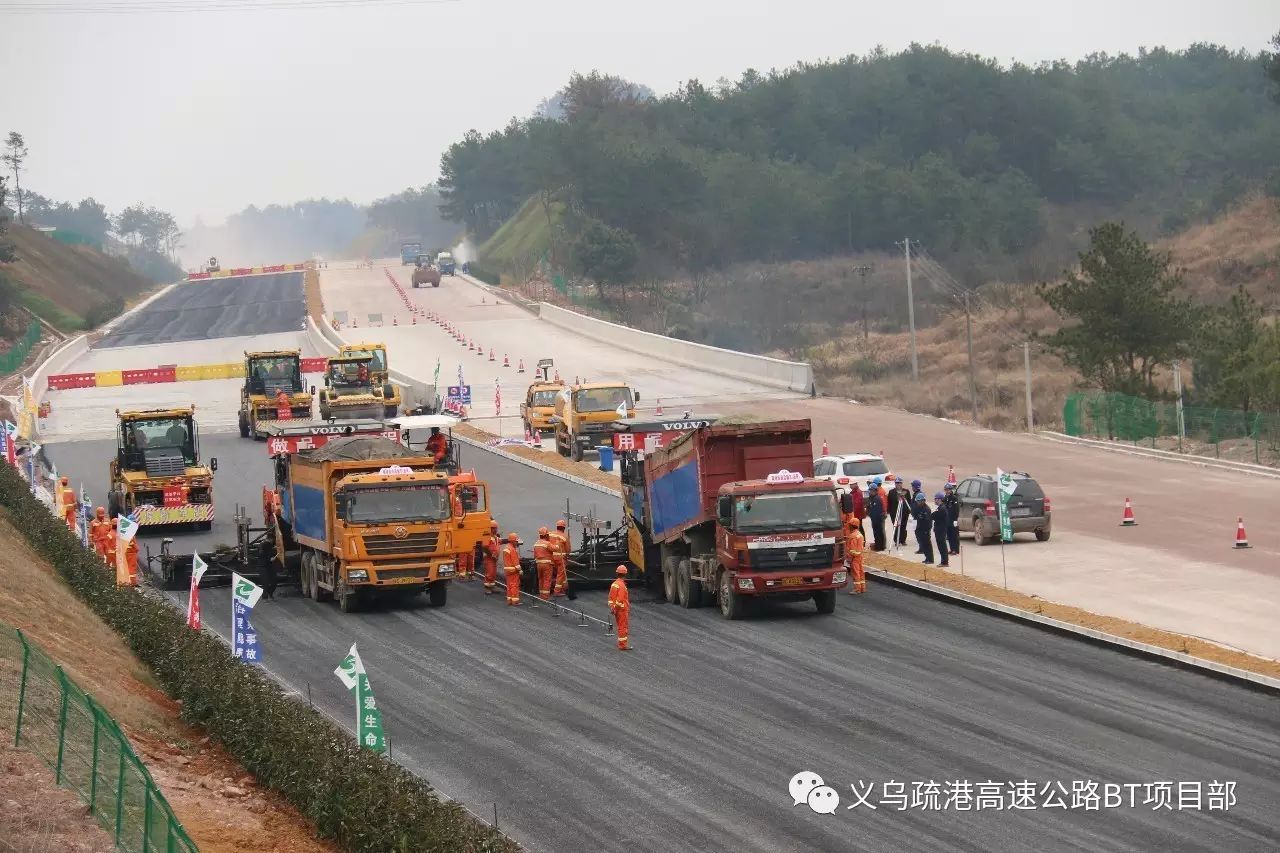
left=478, top=195, right=563, bottom=280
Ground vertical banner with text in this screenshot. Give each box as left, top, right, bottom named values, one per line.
left=231, top=573, right=264, bottom=665
left=335, top=643, right=386, bottom=753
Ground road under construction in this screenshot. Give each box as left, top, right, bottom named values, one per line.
left=34, top=265, right=1280, bottom=853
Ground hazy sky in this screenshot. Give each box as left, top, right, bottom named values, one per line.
left=1, top=0, right=1275, bottom=226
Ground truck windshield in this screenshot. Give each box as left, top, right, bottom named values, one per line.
left=531, top=390, right=559, bottom=406
left=574, top=387, right=633, bottom=413
left=250, top=357, right=302, bottom=393
left=732, top=492, right=840, bottom=533
left=121, top=418, right=197, bottom=465
left=344, top=485, right=449, bottom=524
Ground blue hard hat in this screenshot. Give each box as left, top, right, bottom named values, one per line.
left=934, top=492, right=945, bottom=500
left=872, top=477, right=882, bottom=485
left=911, top=479, right=922, bottom=489
left=914, top=492, right=926, bottom=502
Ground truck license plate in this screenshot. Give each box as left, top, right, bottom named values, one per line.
left=1011, top=508, right=1032, bottom=517
left=391, top=576, right=418, bottom=584
left=782, top=577, right=805, bottom=586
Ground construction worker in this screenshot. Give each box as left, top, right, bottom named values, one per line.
left=609, top=565, right=631, bottom=650
left=123, top=530, right=139, bottom=585
left=426, top=427, right=447, bottom=464
left=501, top=532, right=523, bottom=606
left=60, top=477, right=77, bottom=532
left=912, top=492, right=934, bottom=565
left=846, top=519, right=866, bottom=594
left=549, top=519, right=570, bottom=597
left=103, top=518, right=119, bottom=568
left=482, top=520, right=500, bottom=594
left=89, top=506, right=111, bottom=559
left=931, top=492, right=951, bottom=568
left=865, top=481, right=886, bottom=552
left=943, top=482, right=961, bottom=556
left=533, top=527, right=554, bottom=601
left=274, top=388, right=290, bottom=412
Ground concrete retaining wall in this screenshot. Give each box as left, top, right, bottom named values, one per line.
left=537, top=303, right=813, bottom=393
left=31, top=335, right=89, bottom=438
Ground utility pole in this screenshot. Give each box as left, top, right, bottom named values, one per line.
left=852, top=264, right=874, bottom=345
left=1023, top=342, right=1034, bottom=433
left=904, top=238, right=918, bottom=380
left=964, top=291, right=978, bottom=423
left=1173, top=360, right=1185, bottom=453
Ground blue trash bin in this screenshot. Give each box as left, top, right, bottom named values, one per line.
left=597, top=445, right=614, bottom=471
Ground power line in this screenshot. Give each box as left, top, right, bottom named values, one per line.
left=0, top=0, right=460, bottom=13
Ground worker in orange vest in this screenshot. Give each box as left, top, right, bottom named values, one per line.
left=123, top=533, right=139, bottom=586
left=89, top=506, right=111, bottom=559
left=846, top=519, right=866, bottom=595
left=608, top=565, right=631, bottom=650
left=481, top=520, right=500, bottom=595
left=102, top=518, right=119, bottom=568
left=60, top=477, right=77, bottom=532
left=533, top=527, right=554, bottom=601
left=501, top=532, right=523, bottom=606
left=548, top=519, right=571, bottom=597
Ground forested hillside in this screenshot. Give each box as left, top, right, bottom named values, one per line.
left=440, top=44, right=1280, bottom=285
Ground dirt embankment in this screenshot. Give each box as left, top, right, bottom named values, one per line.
left=0, top=512, right=336, bottom=853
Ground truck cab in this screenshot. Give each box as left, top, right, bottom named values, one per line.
left=436, top=251, right=456, bottom=275
left=521, top=379, right=565, bottom=435
left=553, top=382, right=639, bottom=461
left=109, top=406, right=216, bottom=529
left=240, top=350, right=312, bottom=439
left=400, top=241, right=422, bottom=265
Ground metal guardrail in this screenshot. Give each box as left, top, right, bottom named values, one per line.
left=0, top=623, right=197, bottom=853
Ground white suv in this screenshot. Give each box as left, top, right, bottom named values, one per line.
left=813, top=453, right=891, bottom=498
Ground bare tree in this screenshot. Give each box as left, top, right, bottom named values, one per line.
left=2, top=132, right=28, bottom=224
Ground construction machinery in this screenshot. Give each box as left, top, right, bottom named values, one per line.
left=521, top=377, right=565, bottom=436
left=400, top=239, right=422, bottom=265
left=147, top=505, right=274, bottom=590
left=318, top=353, right=394, bottom=421
left=206, top=256, right=220, bottom=273
left=108, top=406, right=216, bottom=530
left=618, top=419, right=847, bottom=618
left=338, top=342, right=401, bottom=418
left=552, top=381, right=639, bottom=461
left=411, top=256, right=441, bottom=288
left=271, top=436, right=466, bottom=612
left=239, top=350, right=313, bottom=439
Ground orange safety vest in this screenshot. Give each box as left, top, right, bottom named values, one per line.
left=533, top=539, right=554, bottom=564
left=549, top=530, right=570, bottom=557
left=483, top=534, right=500, bottom=560
left=501, top=543, right=521, bottom=571
left=608, top=578, right=629, bottom=613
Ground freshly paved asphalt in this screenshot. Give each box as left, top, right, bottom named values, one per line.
left=47, top=434, right=1280, bottom=853
left=95, top=272, right=305, bottom=348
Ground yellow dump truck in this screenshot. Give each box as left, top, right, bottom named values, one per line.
left=109, top=406, right=217, bottom=530
left=239, top=350, right=313, bottom=439
left=552, top=381, right=639, bottom=461
left=271, top=436, right=472, bottom=612
left=338, top=342, right=401, bottom=418
left=521, top=378, right=566, bottom=436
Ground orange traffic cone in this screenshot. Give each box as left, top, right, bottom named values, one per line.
left=524, top=424, right=533, bottom=443
left=411, top=315, right=416, bottom=324
left=1234, top=517, right=1252, bottom=549
left=1120, top=498, right=1137, bottom=526
left=393, top=316, right=398, bottom=326
left=489, top=348, right=495, bottom=362
left=947, top=465, right=957, bottom=486
left=503, top=355, right=510, bottom=368
left=518, top=359, right=526, bottom=373
left=468, top=339, right=475, bottom=351
left=821, top=439, right=829, bottom=455
left=655, top=398, right=664, bottom=415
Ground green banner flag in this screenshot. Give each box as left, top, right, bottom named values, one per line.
left=335, top=643, right=386, bottom=754
left=996, top=468, right=1015, bottom=543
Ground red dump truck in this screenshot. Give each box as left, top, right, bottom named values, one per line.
left=619, top=418, right=847, bottom=619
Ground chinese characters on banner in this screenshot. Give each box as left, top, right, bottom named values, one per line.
left=996, top=468, right=1016, bottom=543
left=231, top=573, right=264, bottom=665
left=187, top=553, right=208, bottom=630
left=494, top=378, right=501, bottom=417
left=335, top=643, right=386, bottom=754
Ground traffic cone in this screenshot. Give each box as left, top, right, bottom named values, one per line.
left=524, top=424, right=533, bottom=443
left=947, top=465, right=957, bottom=486
left=1120, top=498, right=1137, bottom=527
left=489, top=348, right=495, bottom=362
left=821, top=439, right=829, bottom=455
left=468, top=339, right=475, bottom=351
left=1234, top=517, right=1252, bottom=549
left=411, top=315, right=416, bottom=325
left=393, top=316, right=398, bottom=326
left=655, top=398, right=664, bottom=415
left=503, top=355, right=510, bottom=368
left=518, top=359, right=526, bottom=373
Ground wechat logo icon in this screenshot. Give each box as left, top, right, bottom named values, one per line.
left=789, top=771, right=840, bottom=815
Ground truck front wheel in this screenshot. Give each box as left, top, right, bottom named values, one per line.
left=718, top=572, right=744, bottom=620
left=814, top=589, right=836, bottom=615
left=678, top=559, right=702, bottom=609
left=429, top=580, right=448, bottom=607
left=238, top=411, right=250, bottom=438
left=570, top=441, right=583, bottom=462
left=337, top=583, right=359, bottom=613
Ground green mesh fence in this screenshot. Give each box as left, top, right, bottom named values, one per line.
left=0, top=320, right=42, bottom=374
left=0, top=624, right=197, bottom=852
left=1063, top=391, right=1280, bottom=462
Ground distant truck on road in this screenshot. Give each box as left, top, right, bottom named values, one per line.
left=400, top=240, right=423, bottom=265
left=619, top=419, right=847, bottom=618
left=436, top=251, right=456, bottom=275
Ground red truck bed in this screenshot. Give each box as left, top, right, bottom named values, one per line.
left=643, top=419, right=815, bottom=544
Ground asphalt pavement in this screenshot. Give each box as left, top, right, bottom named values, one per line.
left=96, top=272, right=305, bottom=348
left=46, top=433, right=1280, bottom=853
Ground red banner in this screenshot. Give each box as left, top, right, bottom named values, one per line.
left=613, top=430, right=688, bottom=452
left=266, top=428, right=399, bottom=457
left=187, top=272, right=211, bottom=281
left=300, top=357, right=328, bottom=373
left=186, top=575, right=202, bottom=629
left=47, top=372, right=97, bottom=390
left=262, top=264, right=286, bottom=273
left=163, top=485, right=185, bottom=508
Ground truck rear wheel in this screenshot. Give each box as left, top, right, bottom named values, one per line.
left=814, top=589, right=836, bottom=615
left=429, top=581, right=448, bottom=607
left=238, top=411, right=250, bottom=438
left=570, top=441, right=583, bottom=462
left=300, top=553, right=313, bottom=599
left=718, top=571, right=743, bottom=620
left=662, top=558, right=678, bottom=603
left=678, top=559, right=701, bottom=609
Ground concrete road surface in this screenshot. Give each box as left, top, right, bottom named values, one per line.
left=96, top=273, right=306, bottom=348
left=45, top=436, right=1280, bottom=853
left=319, top=262, right=797, bottom=427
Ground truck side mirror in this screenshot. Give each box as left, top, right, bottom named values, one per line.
left=717, top=496, right=732, bottom=524
left=633, top=391, right=641, bottom=401
left=210, top=457, right=218, bottom=472
left=310, top=385, right=316, bottom=396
